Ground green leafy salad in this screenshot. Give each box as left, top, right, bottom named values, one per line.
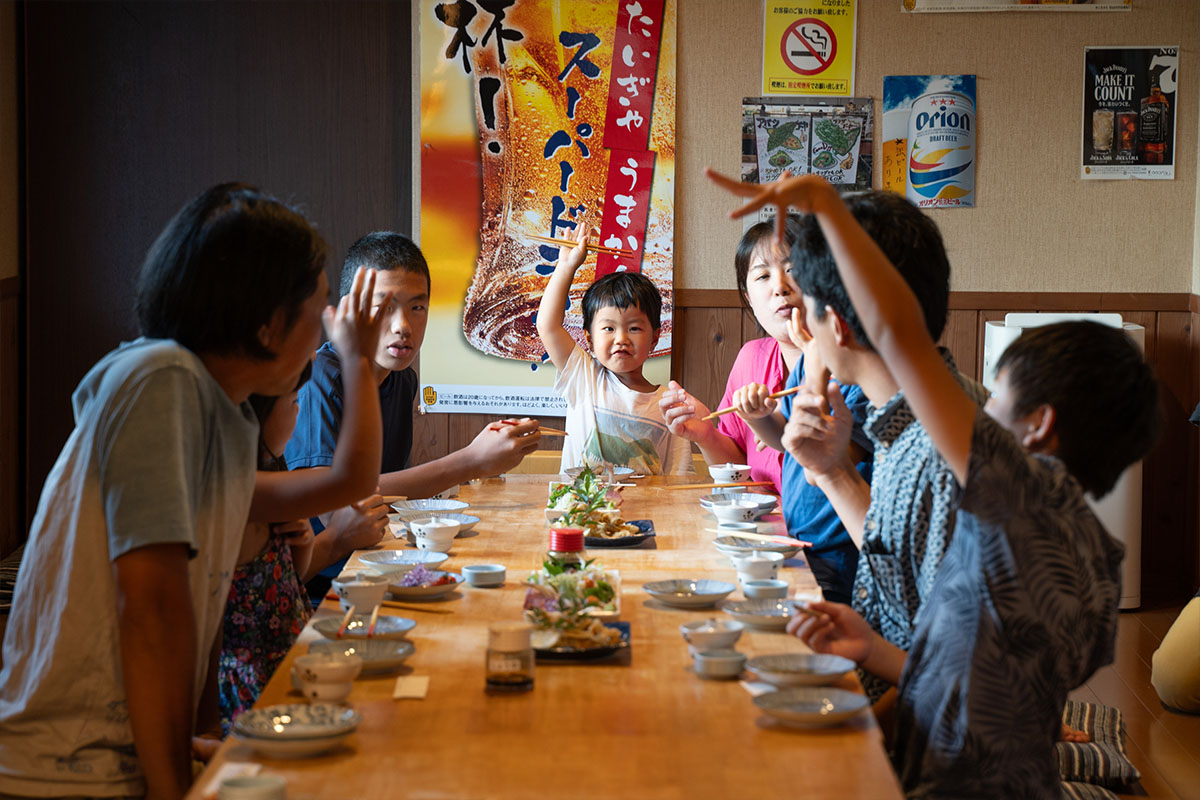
left=546, top=466, right=638, bottom=538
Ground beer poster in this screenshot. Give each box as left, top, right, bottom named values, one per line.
left=1082, top=46, right=1177, bottom=181
left=418, top=0, right=677, bottom=415
left=762, top=1, right=857, bottom=96
left=904, top=0, right=1129, bottom=11
left=740, top=96, right=873, bottom=231
left=882, top=75, right=976, bottom=209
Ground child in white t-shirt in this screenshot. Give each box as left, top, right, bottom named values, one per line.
left=536, top=227, right=693, bottom=475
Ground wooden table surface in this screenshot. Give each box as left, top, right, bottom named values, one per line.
left=189, top=475, right=903, bottom=800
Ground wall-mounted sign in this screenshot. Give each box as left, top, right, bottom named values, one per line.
left=882, top=75, right=976, bottom=209
left=763, top=2, right=857, bottom=96
left=1082, top=46, right=1177, bottom=181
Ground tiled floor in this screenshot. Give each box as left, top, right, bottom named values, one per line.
left=1069, top=603, right=1200, bottom=800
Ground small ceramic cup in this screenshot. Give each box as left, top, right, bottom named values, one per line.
left=330, top=573, right=389, bottom=613
left=693, top=648, right=747, bottom=679
left=708, top=463, right=751, bottom=483
left=218, top=774, right=287, bottom=800
left=730, top=551, right=784, bottom=581
left=742, top=578, right=788, bottom=599
left=411, top=517, right=460, bottom=552
left=463, top=564, right=506, bottom=587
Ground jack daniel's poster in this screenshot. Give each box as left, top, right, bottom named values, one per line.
left=1082, top=47, right=1177, bottom=180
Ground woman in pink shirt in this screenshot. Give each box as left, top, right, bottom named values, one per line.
left=660, top=218, right=804, bottom=492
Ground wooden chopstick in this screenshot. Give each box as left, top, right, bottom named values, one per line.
left=526, top=233, right=634, bottom=258
left=537, top=426, right=568, bottom=437
left=335, top=604, right=356, bottom=639
left=705, top=530, right=801, bottom=547
left=700, top=385, right=802, bottom=421
left=666, top=480, right=776, bottom=491
left=367, top=603, right=381, bottom=637
left=381, top=599, right=454, bottom=614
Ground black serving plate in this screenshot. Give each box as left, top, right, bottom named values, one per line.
left=585, top=519, right=655, bottom=548
left=533, top=621, right=631, bottom=661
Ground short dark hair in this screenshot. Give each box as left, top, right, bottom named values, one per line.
left=789, top=190, right=949, bottom=349
left=734, top=216, right=804, bottom=322
left=582, top=272, right=662, bottom=332
left=341, top=232, right=430, bottom=296
left=996, top=320, right=1161, bottom=498
left=136, top=183, right=327, bottom=360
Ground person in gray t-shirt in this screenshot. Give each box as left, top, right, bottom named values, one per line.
left=0, top=184, right=347, bottom=800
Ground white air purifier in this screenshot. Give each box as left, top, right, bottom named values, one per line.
left=982, top=313, right=1145, bottom=610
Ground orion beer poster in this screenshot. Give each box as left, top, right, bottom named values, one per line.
left=1082, top=46, right=1177, bottom=181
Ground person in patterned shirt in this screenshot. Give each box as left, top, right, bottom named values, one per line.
left=707, top=168, right=1161, bottom=799
left=768, top=190, right=987, bottom=714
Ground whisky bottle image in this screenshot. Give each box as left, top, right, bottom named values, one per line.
left=1139, top=70, right=1169, bottom=165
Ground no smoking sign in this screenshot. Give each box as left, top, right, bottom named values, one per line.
left=781, top=18, right=837, bottom=76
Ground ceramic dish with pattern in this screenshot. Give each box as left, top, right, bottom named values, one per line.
left=752, top=687, right=870, bottom=727
left=719, top=598, right=795, bottom=630
left=358, top=550, right=448, bottom=577
left=714, top=536, right=803, bottom=560
left=745, top=653, right=856, bottom=687
left=533, top=620, right=631, bottom=661
left=391, top=509, right=480, bottom=534
left=390, top=498, right=469, bottom=513
left=643, top=578, right=737, bottom=609
left=312, top=614, right=416, bottom=641
left=232, top=730, right=355, bottom=759
left=585, top=519, right=656, bottom=548
left=386, top=571, right=464, bottom=600
left=308, top=638, right=416, bottom=674
left=700, top=492, right=778, bottom=515
left=232, top=703, right=359, bottom=740
left=562, top=465, right=634, bottom=479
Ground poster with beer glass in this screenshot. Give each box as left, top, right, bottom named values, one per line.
left=740, top=96, right=873, bottom=231
left=418, top=0, right=677, bottom=415
left=881, top=75, right=976, bottom=208
left=1082, top=46, right=1177, bottom=180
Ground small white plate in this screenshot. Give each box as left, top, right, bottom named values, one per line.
left=714, top=536, right=802, bottom=560
left=643, top=579, right=736, bottom=609
left=391, top=498, right=469, bottom=513
left=358, top=550, right=448, bottom=576
left=720, top=598, right=794, bottom=630
left=312, top=614, right=416, bottom=640
left=746, top=653, right=855, bottom=687
left=753, top=687, right=869, bottom=727
left=232, top=703, right=359, bottom=740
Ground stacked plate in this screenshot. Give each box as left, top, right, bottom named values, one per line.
left=753, top=687, right=869, bottom=728
left=309, top=639, right=415, bottom=674
left=390, top=498, right=470, bottom=514
left=745, top=653, right=855, bottom=687
left=643, top=579, right=736, bottom=609
left=358, top=550, right=448, bottom=577
left=714, top=535, right=802, bottom=560
left=391, top=510, right=480, bottom=535
left=231, top=703, right=359, bottom=758
left=702, top=492, right=778, bottom=519
left=720, top=598, right=795, bottom=630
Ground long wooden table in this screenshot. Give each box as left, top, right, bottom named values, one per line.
left=189, top=476, right=904, bottom=799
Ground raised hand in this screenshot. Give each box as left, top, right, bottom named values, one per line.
left=326, top=266, right=390, bottom=362
left=658, top=380, right=713, bottom=441
left=705, top=167, right=839, bottom=248
left=730, top=382, right=777, bottom=420
left=555, top=222, right=591, bottom=275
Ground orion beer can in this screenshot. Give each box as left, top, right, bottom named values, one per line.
left=906, top=90, right=975, bottom=208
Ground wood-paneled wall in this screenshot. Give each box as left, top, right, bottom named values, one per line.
left=412, top=290, right=1199, bottom=604
left=0, top=276, right=19, bottom=559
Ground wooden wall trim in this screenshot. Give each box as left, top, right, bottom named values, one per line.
left=675, top=288, right=1196, bottom=313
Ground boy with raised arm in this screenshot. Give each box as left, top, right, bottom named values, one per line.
left=536, top=227, right=693, bottom=475
left=286, top=232, right=542, bottom=583
left=709, top=169, right=1160, bottom=799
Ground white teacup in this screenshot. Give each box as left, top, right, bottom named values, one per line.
left=331, top=572, right=389, bottom=612
left=709, top=463, right=751, bottom=483
left=730, top=551, right=784, bottom=581
left=292, top=652, right=363, bottom=683
left=411, top=517, right=460, bottom=553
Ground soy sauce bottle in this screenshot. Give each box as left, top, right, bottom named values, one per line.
left=485, top=621, right=534, bottom=693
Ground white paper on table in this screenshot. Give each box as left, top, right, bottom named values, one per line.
left=201, top=762, right=262, bottom=798
left=739, top=680, right=777, bottom=698
left=393, top=675, right=430, bottom=699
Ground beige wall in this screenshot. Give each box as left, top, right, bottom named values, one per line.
left=1, top=1, right=16, bottom=282
left=678, top=0, right=1198, bottom=293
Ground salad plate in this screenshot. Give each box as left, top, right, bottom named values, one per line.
left=585, top=519, right=655, bottom=548
left=745, top=653, right=855, bottom=687
left=753, top=687, right=869, bottom=727
left=387, top=570, right=464, bottom=600
left=643, top=578, right=736, bottom=608
left=533, top=620, right=631, bottom=661
left=309, top=639, right=416, bottom=674
left=312, top=614, right=417, bottom=640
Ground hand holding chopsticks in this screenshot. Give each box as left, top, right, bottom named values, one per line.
left=700, top=385, right=801, bottom=422
left=526, top=232, right=634, bottom=259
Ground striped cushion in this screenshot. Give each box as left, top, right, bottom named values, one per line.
left=1056, top=700, right=1141, bottom=788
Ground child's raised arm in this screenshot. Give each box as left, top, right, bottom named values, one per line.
left=707, top=168, right=976, bottom=484
left=248, top=267, right=388, bottom=521
left=536, top=225, right=589, bottom=371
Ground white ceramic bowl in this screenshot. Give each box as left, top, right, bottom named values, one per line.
left=729, top=550, right=785, bottom=580
left=745, top=653, right=856, bottom=688
left=720, top=598, right=795, bottom=630
left=462, top=564, right=506, bottom=587
left=709, top=497, right=761, bottom=524
left=391, top=509, right=480, bottom=534
left=292, top=652, right=363, bottom=683
left=232, top=702, right=359, bottom=740
left=331, top=573, right=389, bottom=612
left=679, top=618, right=744, bottom=650
left=643, top=579, right=736, bottom=609
left=708, top=463, right=751, bottom=483
left=693, top=648, right=747, bottom=679
left=358, top=550, right=449, bottom=577
left=752, top=687, right=869, bottom=727
left=742, top=579, right=788, bottom=599
left=312, top=614, right=417, bottom=641
left=391, top=498, right=469, bottom=513
left=411, top=517, right=460, bottom=552
left=295, top=678, right=353, bottom=703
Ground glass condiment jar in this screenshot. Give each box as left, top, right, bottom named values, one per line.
left=546, top=527, right=587, bottom=571
left=485, top=621, right=534, bottom=693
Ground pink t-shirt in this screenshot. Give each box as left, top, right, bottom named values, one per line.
left=716, top=337, right=788, bottom=492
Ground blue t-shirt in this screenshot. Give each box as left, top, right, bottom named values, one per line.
left=285, top=342, right=417, bottom=475
left=778, top=360, right=873, bottom=554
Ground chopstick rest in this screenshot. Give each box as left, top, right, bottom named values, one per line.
left=393, top=675, right=430, bottom=700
